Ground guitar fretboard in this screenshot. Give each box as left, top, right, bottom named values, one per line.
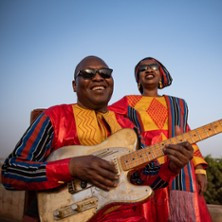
left=120, top=119, right=222, bottom=171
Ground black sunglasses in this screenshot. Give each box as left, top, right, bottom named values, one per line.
left=75, top=68, right=113, bottom=80
left=138, top=64, right=160, bottom=73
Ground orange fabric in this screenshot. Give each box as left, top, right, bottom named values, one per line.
left=146, top=98, right=168, bottom=129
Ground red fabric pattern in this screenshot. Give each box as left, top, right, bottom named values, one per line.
left=109, top=95, right=212, bottom=222
left=146, top=98, right=168, bottom=129
left=127, top=95, right=142, bottom=107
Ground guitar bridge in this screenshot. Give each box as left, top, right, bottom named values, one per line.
left=53, top=197, right=98, bottom=220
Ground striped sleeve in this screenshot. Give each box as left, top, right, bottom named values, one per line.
left=1, top=113, right=72, bottom=191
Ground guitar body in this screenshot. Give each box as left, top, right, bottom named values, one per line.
left=38, top=128, right=153, bottom=222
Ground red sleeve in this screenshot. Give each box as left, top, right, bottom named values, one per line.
left=46, top=158, right=73, bottom=183
left=156, top=161, right=178, bottom=183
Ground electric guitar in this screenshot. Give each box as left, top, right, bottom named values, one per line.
left=38, top=119, right=222, bottom=222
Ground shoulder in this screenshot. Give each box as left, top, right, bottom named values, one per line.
left=112, top=95, right=142, bottom=103
left=164, top=95, right=188, bottom=105
left=123, top=95, right=143, bottom=102
left=164, top=95, right=189, bottom=115
left=109, top=95, right=142, bottom=112
left=44, top=103, right=75, bottom=118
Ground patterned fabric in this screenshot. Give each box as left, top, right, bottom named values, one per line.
left=110, top=96, right=207, bottom=168
left=2, top=103, right=178, bottom=222
left=109, top=95, right=211, bottom=222
left=127, top=96, right=142, bottom=107
left=72, top=105, right=121, bottom=145
left=73, top=104, right=103, bottom=145
left=164, top=96, right=194, bottom=192
left=1, top=104, right=129, bottom=190
left=146, top=98, right=168, bottom=129
left=165, top=96, right=188, bottom=136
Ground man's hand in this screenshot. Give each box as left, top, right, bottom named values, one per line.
left=69, top=155, right=119, bottom=191
left=163, top=126, right=194, bottom=174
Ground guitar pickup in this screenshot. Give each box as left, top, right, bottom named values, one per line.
left=53, top=197, right=98, bottom=220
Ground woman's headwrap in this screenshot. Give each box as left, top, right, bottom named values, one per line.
left=134, top=57, right=173, bottom=94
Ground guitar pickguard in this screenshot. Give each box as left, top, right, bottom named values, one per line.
left=37, top=129, right=153, bottom=222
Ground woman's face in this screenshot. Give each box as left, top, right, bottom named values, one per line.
left=137, top=59, right=161, bottom=91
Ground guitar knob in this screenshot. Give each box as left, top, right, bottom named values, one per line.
left=80, top=180, right=87, bottom=189
left=53, top=210, right=62, bottom=219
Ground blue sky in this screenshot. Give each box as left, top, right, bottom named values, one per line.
left=0, top=0, right=221, bottom=158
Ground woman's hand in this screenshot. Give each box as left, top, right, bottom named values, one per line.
left=164, top=126, right=194, bottom=174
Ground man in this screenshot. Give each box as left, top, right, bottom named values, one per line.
left=1, top=56, right=193, bottom=221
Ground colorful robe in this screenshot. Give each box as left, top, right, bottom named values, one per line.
left=109, top=95, right=211, bottom=222
left=2, top=103, right=177, bottom=222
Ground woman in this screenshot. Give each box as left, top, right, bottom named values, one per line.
left=109, top=57, right=211, bottom=222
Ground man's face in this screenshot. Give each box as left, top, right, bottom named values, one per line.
left=73, top=57, right=114, bottom=112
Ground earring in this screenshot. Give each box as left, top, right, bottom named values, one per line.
left=158, top=80, right=163, bottom=89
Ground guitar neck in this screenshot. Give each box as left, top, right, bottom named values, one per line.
left=120, top=119, right=222, bottom=171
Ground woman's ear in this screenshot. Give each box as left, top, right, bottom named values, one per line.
left=72, top=80, right=77, bottom=92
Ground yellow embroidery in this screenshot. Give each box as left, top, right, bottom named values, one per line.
left=73, top=105, right=102, bottom=145
left=130, top=97, right=169, bottom=164
left=134, top=97, right=168, bottom=131
left=146, top=98, right=168, bottom=129
left=72, top=105, right=121, bottom=146
left=97, top=113, right=108, bottom=141
left=102, top=111, right=122, bottom=134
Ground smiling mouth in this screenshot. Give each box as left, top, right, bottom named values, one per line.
left=91, top=86, right=106, bottom=91
left=145, top=73, right=155, bottom=79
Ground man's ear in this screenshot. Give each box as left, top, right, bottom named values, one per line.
left=72, top=80, right=77, bottom=92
